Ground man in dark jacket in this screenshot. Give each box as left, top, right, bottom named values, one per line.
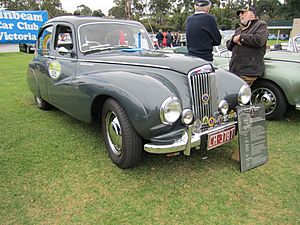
left=165, top=30, right=173, bottom=47
left=226, top=5, right=269, bottom=85
left=156, top=29, right=164, bottom=48
left=186, top=0, right=221, bottom=62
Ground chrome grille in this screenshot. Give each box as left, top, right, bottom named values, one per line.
left=188, top=66, right=217, bottom=121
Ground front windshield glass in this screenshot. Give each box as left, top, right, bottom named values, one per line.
left=78, top=22, right=153, bottom=53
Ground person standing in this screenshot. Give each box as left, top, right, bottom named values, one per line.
left=226, top=5, right=269, bottom=86
left=156, top=29, right=164, bottom=48
left=173, top=32, right=178, bottom=46
left=165, top=30, right=173, bottom=47
left=176, top=31, right=181, bottom=46
left=186, top=0, right=221, bottom=62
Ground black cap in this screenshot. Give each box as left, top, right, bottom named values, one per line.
left=236, top=5, right=256, bottom=16
left=195, top=0, right=211, bottom=7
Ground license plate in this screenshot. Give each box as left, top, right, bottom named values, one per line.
left=207, top=126, right=236, bottom=150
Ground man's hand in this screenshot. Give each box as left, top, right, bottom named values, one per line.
left=232, top=35, right=242, bottom=45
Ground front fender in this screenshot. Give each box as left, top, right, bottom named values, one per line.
left=76, top=69, right=188, bottom=140
left=262, top=60, right=300, bottom=105
left=214, top=67, right=246, bottom=109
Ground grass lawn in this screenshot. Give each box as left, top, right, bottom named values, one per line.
left=267, top=40, right=288, bottom=46
left=0, top=52, right=299, bottom=224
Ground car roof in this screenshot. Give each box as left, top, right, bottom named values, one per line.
left=46, top=16, right=142, bottom=28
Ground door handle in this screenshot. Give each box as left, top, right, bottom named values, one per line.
left=43, top=55, right=56, bottom=60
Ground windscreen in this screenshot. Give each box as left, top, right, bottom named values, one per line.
left=78, top=22, right=153, bottom=53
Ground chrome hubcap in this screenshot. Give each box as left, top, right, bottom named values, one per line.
left=105, top=111, right=122, bottom=157
left=251, top=88, right=277, bottom=115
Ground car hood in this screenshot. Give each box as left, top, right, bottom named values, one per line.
left=265, top=51, right=300, bottom=63
left=82, top=50, right=210, bottom=74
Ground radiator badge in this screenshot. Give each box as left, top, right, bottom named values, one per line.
left=202, top=93, right=209, bottom=104
left=202, top=116, right=209, bottom=125
left=217, top=115, right=223, bottom=125
left=209, top=117, right=215, bottom=127
left=228, top=110, right=236, bottom=120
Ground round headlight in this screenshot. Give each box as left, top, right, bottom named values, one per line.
left=160, top=97, right=182, bottom=125
left=181, top=109, right=194, bottom=125
left=218, top=100, right=229, bottom=115
left=238, top=84, right=251, bottom=106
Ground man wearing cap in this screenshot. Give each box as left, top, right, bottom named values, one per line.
left=186, top=0, right=221, bottom=62
left=227, top=5, right=269, bottom=86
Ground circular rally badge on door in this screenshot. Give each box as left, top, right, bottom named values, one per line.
left=48, top=60, right=62, bottom=79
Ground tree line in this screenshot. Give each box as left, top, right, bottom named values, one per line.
left=1, top=0, right=299, bottom=32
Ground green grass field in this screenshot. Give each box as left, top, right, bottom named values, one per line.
left=0, top=52, right=299, bottom=224
left=267, top=39, right=287, bottom=46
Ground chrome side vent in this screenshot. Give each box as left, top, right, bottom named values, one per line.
left=188, top=65, right=217, bottom=121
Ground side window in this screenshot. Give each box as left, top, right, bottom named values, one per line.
left=54, top=25, right=74, bottom=51
left=37, top=26, right=53, bottom=55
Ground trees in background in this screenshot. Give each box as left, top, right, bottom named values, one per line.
left=281, top=0, right=300, bottom=19
left=0, top=0, right=102, bottom=17
left=1, top=0, right=299, bottom=31
left=0, top=0, right=66, bottom=17
left=109, top=0, right=300, bottom=32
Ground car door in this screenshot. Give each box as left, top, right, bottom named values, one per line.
left=46, top=23, right=78, bottom=114
left=33, top=25, right=54, bottom=102
left=40, top=23, right=77, bottom=114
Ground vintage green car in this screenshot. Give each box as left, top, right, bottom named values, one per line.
left=167, top=35, right=300, bottom=120
left=216, top=36, right=300, bottom=120
left=27, top=16, right=251, bottom=168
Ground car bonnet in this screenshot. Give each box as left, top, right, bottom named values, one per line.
left=82, top=51, right=212, bottom=75
left=265, top=51, right=300, bottom=63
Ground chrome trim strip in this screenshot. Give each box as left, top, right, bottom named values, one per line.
left=41, top=56, right=170, bottom=69
left=81, top=59, right=170, bottom=69
left=144, top=121, right=237, bottom=154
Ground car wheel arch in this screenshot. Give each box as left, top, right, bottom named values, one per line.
left=83, top=72, right=185, bottom=138
left=101, top=98, right=143, bottom=168
left=90, top=93, right=149, bottom=136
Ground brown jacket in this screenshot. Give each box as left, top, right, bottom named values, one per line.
left=226, top=19, right=269, bottom=77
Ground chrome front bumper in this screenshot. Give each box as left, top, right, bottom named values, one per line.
left=144, top=121, right=237, bottom=155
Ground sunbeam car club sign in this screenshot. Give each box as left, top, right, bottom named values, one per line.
left=0, top=10, right=48, bottom=44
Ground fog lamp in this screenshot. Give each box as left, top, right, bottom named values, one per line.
left=181, top=109, right=194, bottom=125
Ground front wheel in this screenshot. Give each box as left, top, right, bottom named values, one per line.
left=251, top=80, right=287, bottom=120
left=101, top=98, right=142, bottom=169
